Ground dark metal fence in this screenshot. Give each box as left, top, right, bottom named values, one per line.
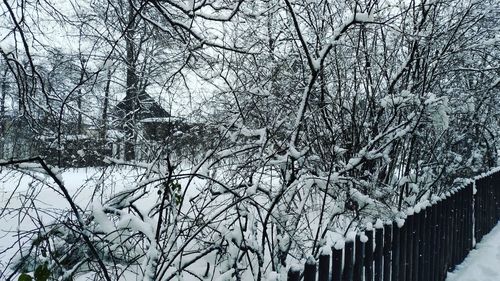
left=288, top=170, right=500, bottom=281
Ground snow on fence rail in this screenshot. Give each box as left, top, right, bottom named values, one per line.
left=288, top=169, right=500, bottom=281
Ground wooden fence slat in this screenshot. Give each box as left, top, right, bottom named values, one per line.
left=467, top=184, right=473, bottom=253
left=399, top=219, right=407, bottom=281
left=430, top=202, right=440, bottom=281
left=447, top=194, right=455, bottom=272
left=418, top=208, right=425, bottom=281
left=343, top=240, right=354, bottom=281
left=304, top=256, right=317, bottom=281
left=412, top=211, right=421, bottom=281
left=420, top=206, right=432, bottom=281
left=354, top=235, right=365, bottom=281
left=318, top=254, right=329, bottom=281
left=365, top=229, right=374, bottom=281
left=332, top=247, right=343, bottom=281
left=374, top=227, right=383, bottom=281
left=457, top=190, right=466, bottom=265
left=406, top=214, right=414, bottom=281
left=391, top=221, right=400, bottom=281
left=439, top=200, right=448, bottom=280
left=451, top=192, right=459, bottom=269
left=288, top=267, right=301, bottom=281
left=383, top=223, right=392, bottom=281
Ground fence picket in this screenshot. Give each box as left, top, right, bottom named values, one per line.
left=332, top=247, right=343, bottom=281
left=412, top=211, right=420, bottom=281
left=374, top=227, right=383, bottom=281
left=318, top=254, right=329, bottom=281
left=288, top=267, right=300, bottom=281
left=383, top=223, right=392, bottom=281
left=304, top=257, right=316, bottom=281
left=354, top=235, right=365, bottom=281
left=343, top=240, right=354, bottom=281
left=391, top=221, right=400, bottom=281
left=365, top=229, right=374, bottom=281
left=406, top=214, right=414, bottom=281
left=399, top=219, right=407, bottom=281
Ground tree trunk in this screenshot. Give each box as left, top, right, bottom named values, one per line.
left=0, top=68, right=7, bottom=159
left=100, top=68, right=112, bottom=140
left=124, top=2, right=138, bottom=161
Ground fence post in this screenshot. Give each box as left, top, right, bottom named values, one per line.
left=383, top=223, right=392, bottom=281
left=452, top=190, right=460, bottom=268
left=365, top=228, right=374, bottom=281
left=421, top=206, right=430, bottom=281
left=488, top=176, right=498, bottom=230
left=332, top=246, right=343, bottom=281
left=354, top=234, right=365, bottom=281
left=319, top=253, right=330, bottom=281
left=399, top=217, right=407, bottom=281
left=495, top=172, right=500, bottom=222
left=487, top=177, right=495, bottom=231
left=374, top=225, right=383, bottom=281
left=438, top=198, right=448, bottom=280
left=496, top=172, right=500, bottom=221
left=431, top=201, right=440, bottom=281
left=474, top=180, right=479, bottom=243
left=476, top=178, right=484, bottom=242
left=304, top=256, right=317, bottom=281
left=467, top=183, right=473, bottom=253
left=448, top=192, right=456, bottom=272
left=343, top=240, right=354, bottom=281
left=391, top=221, right=400, bottom=281
left=457, top=189, right=466, bottom=265
left=288, top=266, right=301, bottom=281
left=412, top=210, right=421, bottom=281
left=406, top=214, right=414, bottom=281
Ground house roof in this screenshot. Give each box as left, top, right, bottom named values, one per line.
left=115, top=91, right=170, bottom=121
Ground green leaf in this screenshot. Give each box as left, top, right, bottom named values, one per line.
left=18, top=273, right=33, bottom=281
left=34, top=264, right=50, bottom=281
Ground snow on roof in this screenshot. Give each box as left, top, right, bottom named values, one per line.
left=115, top=91, right=170, bottom=120
left=140, top=117, right=183, bottom=123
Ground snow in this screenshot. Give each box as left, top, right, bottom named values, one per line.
left=474, top=166, right=500, bottom=180
left=346, top=231, right=357, bottom=242
left=359, top=233, right=369, bottom=243
left=306, top=255, right=316, bottom=265
left=395, top=217, right=405, bottom=228
left=446, top=223, right=500, bottom=281
left=288, top=144, right=307, bottom=159
left=0, top=167, right=207, bottom=280
left=320, top=245, right=332, bottom=255
left=264, top=271, right=281, bottom=281
left=354, top=12, right=374, bottom=22
left=333, top=238, right=346, bottom=250
left=0, top=39, right=15, bottom=54
left=366, top=222, right=373, bottom=231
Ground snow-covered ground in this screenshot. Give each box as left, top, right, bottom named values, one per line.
left=0, top=166, right=207, bottom=280
left=2, top=165, right=499, bottom=281
left=447, top=222, right=500, bottom=281
left=0, top=167, right=139, bottom=278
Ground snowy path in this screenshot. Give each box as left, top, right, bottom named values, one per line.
left=446, top=222, right=500, bottom=281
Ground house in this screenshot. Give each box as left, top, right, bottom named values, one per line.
left=1, top=91, right=203, bottom=165
left=112, top=91, right=179, bottom=160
